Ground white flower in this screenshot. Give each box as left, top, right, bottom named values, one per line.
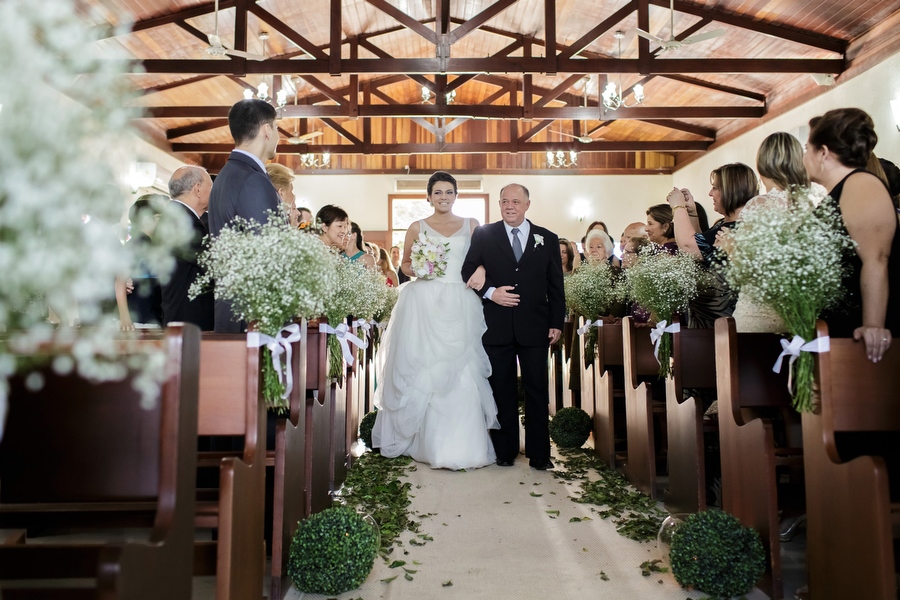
left=410, top=233, right=450, bottom=280
left=534, top=234, right=544, bottom=247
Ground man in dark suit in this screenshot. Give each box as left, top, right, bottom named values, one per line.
left=160, top=165, right=214, bottom=330
left=462, top=183, right=565, bottom=469
left=209, top=99, right=282, bottom=332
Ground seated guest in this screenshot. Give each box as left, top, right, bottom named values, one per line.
left=579, top=220, right=610, bottom=262
left=159, top=165, right=215, bottom=331
left=645, top=204, right=678, bottom=253
left=265, top=163, right=298, bottom=226
left=559, top=238, right=580, bottom=275
left=116, top=194, right=168, bottom=330
left=668, top=162, right=759, bottom=328
left=377, top=247, right=400, bottom=287
left=317, top=204, right=350, bottom=250
left=584, top=229, right=614, bottom=265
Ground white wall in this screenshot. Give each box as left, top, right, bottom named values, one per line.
left=293, top=172, right=675, bottom=244
left=673, top=49, right=900, bottom=201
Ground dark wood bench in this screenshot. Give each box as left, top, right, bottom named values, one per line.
left=802, top=321, right=900, bottom=599
left=305, top=320, right=332, bottom=516
left=664, top=325, right=716, bottom=515
left=622, top=316, right=666, bottom=498
left=0, top=324, right=200, bottom=599
left=593, top=318, right=624, bottom=468
left=194, top=332, right=267, bottom=600
left=715, top=317, right=798, bottom=600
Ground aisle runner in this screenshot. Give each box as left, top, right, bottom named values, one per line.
left=294, top=447, right=768, bottom=600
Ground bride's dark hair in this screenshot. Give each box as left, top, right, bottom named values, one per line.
left=427, top=171, right=457, bottom=195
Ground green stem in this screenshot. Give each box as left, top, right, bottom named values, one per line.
left=657, top=331, right=673, bottom=379
left=327, top=335, right=344, bottom=382
left=261, top=346, right=288, bottom=413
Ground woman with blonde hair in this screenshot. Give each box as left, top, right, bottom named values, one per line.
left=377, top=247, right=399, bottom=287
left=265, top=163, right=299, bottom=227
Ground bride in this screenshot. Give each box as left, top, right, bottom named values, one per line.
left=372, top=171, right=499, bottom=470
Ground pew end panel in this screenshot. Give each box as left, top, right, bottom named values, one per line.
left=802, top=321, right=900, bottom=599
left=0, top=324, right=200, bottom=600
left=306, top=321, right=332, bottom=515
left=593, top=319, right=624, bottom=468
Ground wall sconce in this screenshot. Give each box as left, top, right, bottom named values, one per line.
left=891, top=99, right=900, bottom=132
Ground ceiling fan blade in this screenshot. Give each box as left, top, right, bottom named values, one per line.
left=681, top=29, right=726, bottom=45
left=288, top=131, right=323, bottom=144
left=224, top=48, right=267, bottom=61
left=635, top=28, right=666, bottom=45
left=549, top=130, right=596, bottom=144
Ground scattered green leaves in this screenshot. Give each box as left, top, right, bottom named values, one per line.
left=640, top=559, right=668, bottom=577
left=388, top=560, right=406, bottom=569
left=600, top=571, right=609, bottom=581
left=442, top=580, right=453, bottom=587
left=545, top=510, right=560, bottom=516
left=530, top=492, right=543, bottom=497
left=380, top=575, right=398, bottom=583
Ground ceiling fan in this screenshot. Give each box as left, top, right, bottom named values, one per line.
left=205, top=0, right=266, bottom=61
left=549, top=130, right=600, bottom=144
left=287, top=131, right=324, bottom=145
left=635, top=0, right=725, bottom=53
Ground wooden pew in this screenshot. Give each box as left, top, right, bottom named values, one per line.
left=593, top=318, right=624, bottom=468
left=576, top=316, right=597, bottom=420
left=194, top=332, right=266, bottom=600
left=715, top=317, right=797, bottom=600
left=664, top=325, right=716, bottom=515
left=268, top=320, right=309, bottom=600
left=802, top=321, right=900, bottom=599
left=561, top=315, right=575, bottom=410
left=0, top=324, right=199, bottom=599
left=305, top=320, right=332, bottom=515
left=622, top=316, right=666, bottom=498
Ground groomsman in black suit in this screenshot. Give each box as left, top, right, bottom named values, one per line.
left=462, top=184, right=566, bottom=469
left=209, top=99, right=282, bottom=332
left=160, top=165, right=214, bottom=330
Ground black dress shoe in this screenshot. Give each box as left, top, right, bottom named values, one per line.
left=529, top=459, right=554, bottom=470
left=496, top=459, right=515, bottom=467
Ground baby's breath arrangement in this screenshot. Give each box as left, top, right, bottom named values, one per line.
left=620, top=245, right=703, bottom=377
left=190, top=215, right=337, bottom=410
left=0, top=0, right=193, bottom=433
left=322, top=259, right=388, bottom=380
left=409, top=232, right=449, bottom=279
left=564, top=261, right=618, bottom=366
left=721, top=187, right=853, bottom=412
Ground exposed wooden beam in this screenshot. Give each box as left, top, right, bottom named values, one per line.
left=320, top=118, right=363, bottom=146
left=123, top=0, right=237, bottom=35
left=637, top=119, right=716, bottom=139
left=330, top=0, right=342, bottom=75
left=303, top=75, right=408, bottom=105
left=648, top=0, right=847, bottom=54
left=297, top=75, right=349, bottom=106
left=248, top=3, right=328, bottom=59
left=533, top=74, right=585, bottom=109
left=479, top=87, right=509, bottom=105
left=557, top=0, right=635, bottom=60
left=174, top=140, right=711, bottom=154
left=146, top=104, right=765, bottom=120
left=518, top=120, right=554, bottom=143
left=137, top=56, right=845, bottom=75
left=364, top=0, right=437, bottom=45
left=175, top=20, right=210, bottom=45
left=658, top=74, right=766, bottom=102
left=141, top=75, right=218, bottom=95
left=447, top=0, right=520, bottom=45
left=357, top=39, right=437, bottom=92
left=544, top=0, right=557, bottom=74
left=437, top=0, right=451, bottom=35
left=411, top=118, right=438, bottom=135
left=443, top=118, right=469, bottom=135
left=167, top=119, right=229, bottom=140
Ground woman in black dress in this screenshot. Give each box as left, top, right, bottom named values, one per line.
left=804, top=107, right=899, bottom=363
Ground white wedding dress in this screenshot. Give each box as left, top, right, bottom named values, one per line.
left=372, top=218, right=499, bottom=469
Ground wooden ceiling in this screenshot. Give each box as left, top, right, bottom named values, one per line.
left=83, top=0, right=900, bottom=174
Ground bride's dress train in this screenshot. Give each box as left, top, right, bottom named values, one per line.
left=372, top=219, right=499, bottom=470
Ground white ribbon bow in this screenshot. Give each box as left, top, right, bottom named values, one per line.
left=354, top=318, right=372, bottom=341
left=772, top=335, right=830, bottom=374
left=577, top=319, right=604, bottom=336
left=246, top=323, right=303, bottom=400
left=649, top=320, right=681, bottom=363
left=319, top=322, right=368, bottom=366
left=370, top=319, right=385, bottom=330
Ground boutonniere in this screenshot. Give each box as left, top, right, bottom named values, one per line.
left=533, top=234, right=544, bottom=248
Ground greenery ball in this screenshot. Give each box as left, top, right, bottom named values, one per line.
left=669, top=509, right=766, bottom=598
left=548, top=407, right=592, bottom=448
left=359, top=410, right=378, bottom=451
left=288, top=505, right=378, bottom=595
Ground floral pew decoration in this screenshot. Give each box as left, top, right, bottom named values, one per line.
left=564, top=261, right=618, bottom=367
left=190, top=214, right=336, bottom=412
left=721, top=186, right=853, bottom=412
left=618, top=245, right=704, bottom=378
left=321, top=258, right=389, bottom=381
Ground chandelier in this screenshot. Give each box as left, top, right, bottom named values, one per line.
left=300, top=153, right=331, bottom=168
left=546, top=150, right=578, bottom=168
left=240, top=32, right=288, bottom=110
left=601, top=31, right=645, bottom=112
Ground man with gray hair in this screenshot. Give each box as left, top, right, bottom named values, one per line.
left=159, top=165, right=214, bottom=330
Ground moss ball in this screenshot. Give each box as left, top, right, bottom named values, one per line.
left=548, top=407, right=592, bottom=448
left=288, top=505, right=379, bottom=595
left=359, top=410, right=378, bottom=451
left=669, top=509, right=766, bottom=598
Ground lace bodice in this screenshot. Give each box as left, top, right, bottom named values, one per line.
left=419, top=218, right=471, bottom=284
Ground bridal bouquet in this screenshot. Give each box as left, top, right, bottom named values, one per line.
left=190, top=214, right=337, bottom=410
left=409, top=232, right=449, bottom=280
left=322, top=258, right=388, bottom=380
left=721, top=186, right=853, bottom=412
left=565, top=261, right=618, bottom=366
left=619, top=245, right=704, bottom=378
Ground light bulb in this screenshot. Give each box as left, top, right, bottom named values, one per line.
left=257, top=82, right=269, bottom=101
left=243, top=89, right=254, bottom=100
